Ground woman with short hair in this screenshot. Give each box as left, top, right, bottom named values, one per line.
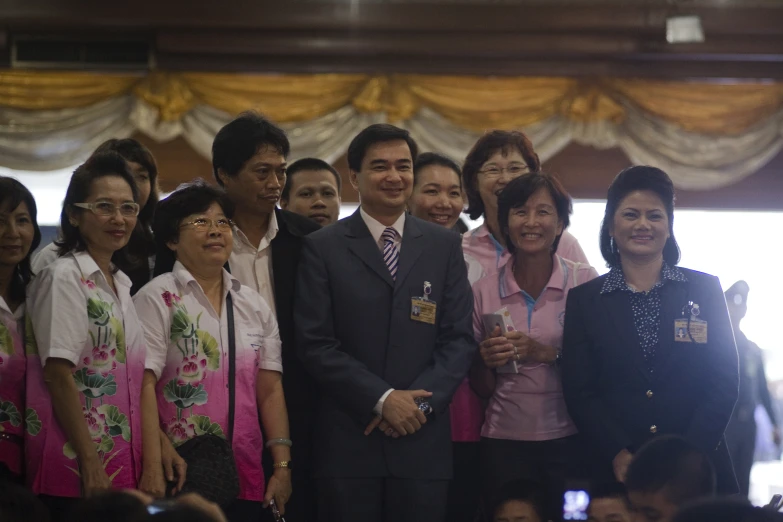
left=461, top=130, right=589, bottom=282
left=561, top=166, right=739, bottom=494
left=26, top=152, right=162, bottom=518
left=472, top=171, right=598, bottom=495
left=133, top=181, right=292, bottom=522
left=33, top=138, right=161, bottom=294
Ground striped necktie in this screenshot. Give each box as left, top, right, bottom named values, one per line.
left=381, top=227, right=399, bottom=280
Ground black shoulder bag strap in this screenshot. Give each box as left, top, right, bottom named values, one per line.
left=226, top=292, right=236, bottom=446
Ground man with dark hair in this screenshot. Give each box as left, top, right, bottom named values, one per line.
left=295, top=124, right=476, bottom=522
left=588, top=483, right=632, bottom=522
left=626, top=436, right=717, bottom=522
left=280, top=157, right=342, bottom=226
left=724, top=280, right=780, bottom=497
left=212, top=111, right=320, bottom=521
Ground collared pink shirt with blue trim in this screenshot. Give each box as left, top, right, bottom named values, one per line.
left=472, top=255, right=598, bottom=441
left=449, top=225, right=589, bottom=443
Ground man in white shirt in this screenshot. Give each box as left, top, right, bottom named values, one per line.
left=212, top=112, right=320, bottom=520
left=295, top=124, right=476, bottom=522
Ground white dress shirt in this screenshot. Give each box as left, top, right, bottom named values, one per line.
left=359, top=208, right=406, bottom=416
left=228, top=211, right=279, bottom=316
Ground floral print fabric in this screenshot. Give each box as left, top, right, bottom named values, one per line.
left=0, top=299, right=25, bottom=475
left=25, top=251, right=146, bottom=496
left=134, top=262, right=282, bottom=501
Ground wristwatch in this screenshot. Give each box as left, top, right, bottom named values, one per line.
left=273, top=461, right=292, bottom=470
left=415, top=398, right=434, bottom=418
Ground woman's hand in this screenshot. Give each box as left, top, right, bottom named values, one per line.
left=529, top=341, right=559, bottom=364
left=80, top=455, right=113, bottom=497
left=160, top=432, right=187, bottom=495
left=139, top=464, right=167, bottom=498
left=613, top=449, right=633, bottom=483
left=480, top=325, right=515, bottom=369
left=264, top=468, right=293, bottom=515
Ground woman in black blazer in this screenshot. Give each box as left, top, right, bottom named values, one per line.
left=561, top=166, right=739, bottom=494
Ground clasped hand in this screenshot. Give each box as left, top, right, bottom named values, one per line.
left=479, top=326, right=556, bottom=368
left=364, top=389, right=432, bottom=439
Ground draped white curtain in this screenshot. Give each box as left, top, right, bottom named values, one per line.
left=2, top=97, right=783, bottom=190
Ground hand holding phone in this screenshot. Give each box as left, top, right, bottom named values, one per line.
left=481, top=308, right=518, bottom=373
left=270, top=499, right=286, bottom=522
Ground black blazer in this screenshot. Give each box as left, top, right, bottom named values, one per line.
left=294, top=210, right=476, bottom=479
left=561, top=267, right=739, bottom=494
left=270, top=208, right=321, bottom=415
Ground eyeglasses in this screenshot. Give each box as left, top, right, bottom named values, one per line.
left=179, top=218, right=234, bottom=231
left=73, top=202, right=140, bottom=217
left=478, top=164, right=531, bottom=178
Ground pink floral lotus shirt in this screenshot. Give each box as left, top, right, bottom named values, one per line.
left=25, top=251, right=147, bottom=496
left=0, top=299, right=25, bottom=475
left=133, top=262, right=283, bottom=501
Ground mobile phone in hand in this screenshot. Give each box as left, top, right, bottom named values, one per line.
left=270, top=499, right=286, bottom=522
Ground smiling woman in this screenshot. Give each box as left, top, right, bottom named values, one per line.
left=24, top=152, right=158, bottom=515
left=470, top=172, right=599, bottom=498
left=408, top=152, right=464, bottom=230
left=135, top=180, right=291, bottom=521
left=561, top=166, right=740, bottom=496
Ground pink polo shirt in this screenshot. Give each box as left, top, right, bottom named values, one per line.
left=472, top=255, right=598, bottom=441
left=462, top=224, right=588, bottom=283
left=448, top=225, right=589, bottom=443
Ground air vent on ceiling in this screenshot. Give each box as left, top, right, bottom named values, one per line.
left=11, top=36, right=153, bottom=70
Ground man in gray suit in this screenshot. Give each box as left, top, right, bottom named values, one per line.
left=295, top=124, right=476, bottom=522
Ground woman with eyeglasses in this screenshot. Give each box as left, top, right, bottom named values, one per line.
left=133, top=181, right=291, bottom=522
left=33, top=138, right=161, bottom=295
left=25, top=153, right=162, bottom=518
left=0, top=177, right=41, bottom=483
left=461, top=131, right=589, bottom=282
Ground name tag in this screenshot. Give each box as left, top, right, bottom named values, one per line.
left=411, top=298, right=437, bottom=325
left=674, top=317, right=708, bottom=344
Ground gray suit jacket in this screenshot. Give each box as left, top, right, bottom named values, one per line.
left=294, top=210, right=476, bottom=479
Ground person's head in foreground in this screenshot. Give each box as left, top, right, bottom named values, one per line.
left=588, top=482, right=632, bottom=522
left=280, top=157, right=342, bottom=226
left=672, top=498, right=783, bottom=522
left=408, top=151, right=464, bottom=230
left=600, top=165, right=680, bottom=269
left=152, top=180, right=235, bottom=276
left=626, top=436, right=716, bottom=522
left=212, top=111, right=289, bottom=219
left=497, top=171, right=571, bottom=261
left=490, top=479, right=553, bottom=522
left=347, top=123, right=419, bottom=222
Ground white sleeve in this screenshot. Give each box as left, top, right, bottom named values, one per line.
left=132, top=285, right=170, bottom=380
left=31, top=242, right=60, bottom=276
left=464, top=253, right=486, bottom=286
left=28, top=264, right=88, bottom=366
left=254, top=294, right=283, bottom=373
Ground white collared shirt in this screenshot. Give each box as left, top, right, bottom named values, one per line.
left=27, top=250, right=143, bottom=367
left=359, top=207, right=405, bottom=254
left=133, top=261, right=282, bottom=380
left=228, top=211, right=280, bottom=316
left=359, top=207, right=406, bottom=415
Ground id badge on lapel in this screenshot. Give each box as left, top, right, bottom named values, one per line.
left=411, top=281, right=437, bottom=325
left=674, top=301, right=707, bottom=344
